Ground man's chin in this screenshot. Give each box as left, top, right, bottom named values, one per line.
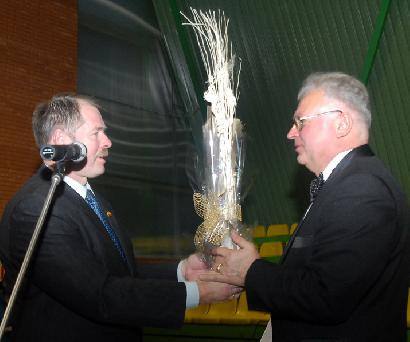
left=296, top=154, right=306, bottom=165
left=75, top=167, right=106, bottom=180
left=89, top=168, right=106, bottom=179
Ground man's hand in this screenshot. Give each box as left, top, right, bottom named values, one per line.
left=197, top=276, right=243, bottom=304
left=200, top=231, right=260, bottom=286
left=180, top=253, right=208, bottom=281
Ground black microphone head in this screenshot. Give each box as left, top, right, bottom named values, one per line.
left=71, top=142, right=87, bottom=162
left=40, top=145, right=58, bottom=161
left=40, top=142, right=87, bottom=163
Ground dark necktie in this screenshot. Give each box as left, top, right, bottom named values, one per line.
left=85, top=189, right=127, bottom=263
left=281, top=172, right=325, bottom=263
left=309, top=172, right=324, bottom=202
left=279, top=172, right=325, bottom=264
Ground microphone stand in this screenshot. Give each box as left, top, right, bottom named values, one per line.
left=0, top=162, right=66, bottom=341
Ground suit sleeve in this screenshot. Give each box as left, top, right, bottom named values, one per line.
left=9, top=194, right=186, bottom=329
left=245, top=173, right=400, bottom=324
left=137, top=262, right=179, bottom=280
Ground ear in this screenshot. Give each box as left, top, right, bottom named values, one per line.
left=335, top=111, right=352, bottom=138
left=49, top=128, right=72, bottom=145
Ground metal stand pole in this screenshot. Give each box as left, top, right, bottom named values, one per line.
left=0, top=164, right=65, bottom=341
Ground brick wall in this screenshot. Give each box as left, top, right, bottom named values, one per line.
left=0, top=0, right=77, bottom=214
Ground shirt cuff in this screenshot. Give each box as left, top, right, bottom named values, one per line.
left=177, top=260, right=186, bottom=282
left=177, top=261, right=199, bottom=308
left=184, top=281, right=200, bottom=308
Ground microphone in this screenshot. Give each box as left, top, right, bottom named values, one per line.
left=40, top=142, right=87, bottom=162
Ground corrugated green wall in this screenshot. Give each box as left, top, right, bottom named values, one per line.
left=154, top=0, right=410, bottom=225
left=368, top=0, right=410, bottom=198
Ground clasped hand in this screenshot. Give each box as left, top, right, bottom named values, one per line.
left=200, top=230, right=260, bottom=287
left=180, top=251, right=241, bottom=304
left=180, top=231, right=259, bottom=304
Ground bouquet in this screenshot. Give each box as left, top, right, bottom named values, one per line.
left=182, top=8, right=246, bottom=266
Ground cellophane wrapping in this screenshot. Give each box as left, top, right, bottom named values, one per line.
left=182, top=8, right=246, bottom=266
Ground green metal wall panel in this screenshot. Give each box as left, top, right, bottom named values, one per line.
left=155, top=0, right=409, bottom=226
left=367, top=0, right=410, bottom=197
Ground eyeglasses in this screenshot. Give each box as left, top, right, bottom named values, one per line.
left=291, top=110, right=342, bottom=131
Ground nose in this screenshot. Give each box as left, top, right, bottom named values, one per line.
left=102, top=131, right=112, bottom=148
left=287, top=124, right=299, bottom=140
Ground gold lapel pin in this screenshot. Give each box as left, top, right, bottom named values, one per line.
left=106, top=211, right=112, bottom=217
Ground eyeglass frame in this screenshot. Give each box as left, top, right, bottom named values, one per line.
left=291, top=110, right=342, bottom=131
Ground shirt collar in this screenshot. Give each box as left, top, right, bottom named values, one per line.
left=63, top=176, right=92, bottom=199
left=321, top=149, right=352, bottom=181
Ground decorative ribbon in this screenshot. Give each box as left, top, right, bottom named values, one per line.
left=193, top=192, right=242, bottom=254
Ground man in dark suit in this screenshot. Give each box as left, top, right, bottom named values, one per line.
left=0, top=94, right=240, bottom=341
left=202, top=72, right=409, bottom=341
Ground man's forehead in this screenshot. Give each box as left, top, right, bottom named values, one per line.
left=76, top=102, right=106, bottom=130
left=296, top=89, right=339, bottom=115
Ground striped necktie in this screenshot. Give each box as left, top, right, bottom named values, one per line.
left=85, top=189, right=127, bottom=263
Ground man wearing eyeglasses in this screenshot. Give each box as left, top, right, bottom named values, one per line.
left=202, top=72, right=409, bottom=341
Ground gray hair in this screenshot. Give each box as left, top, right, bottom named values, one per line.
left=32, top=93, right=99, bottom=147
left=298, top=72, right=371, bottom=128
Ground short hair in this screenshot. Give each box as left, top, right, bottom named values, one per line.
left=298, top=72, right=371, bottom=128
left=32, top=93, right=99, bottom=147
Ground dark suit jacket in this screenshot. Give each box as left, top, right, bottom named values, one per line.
left=246, top=145, right=409, bottom=341
left=0, top=167, right=186, bottom=341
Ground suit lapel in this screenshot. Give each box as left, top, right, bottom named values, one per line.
left=64, top=184, right=134, bottom=274
left=280, top=219, right=305, bottom=263
left=39, top=167, right=134, bottom=273
left=320, top=144, right=374, bottom=194
left=93, top=191, right=135, bottom=273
